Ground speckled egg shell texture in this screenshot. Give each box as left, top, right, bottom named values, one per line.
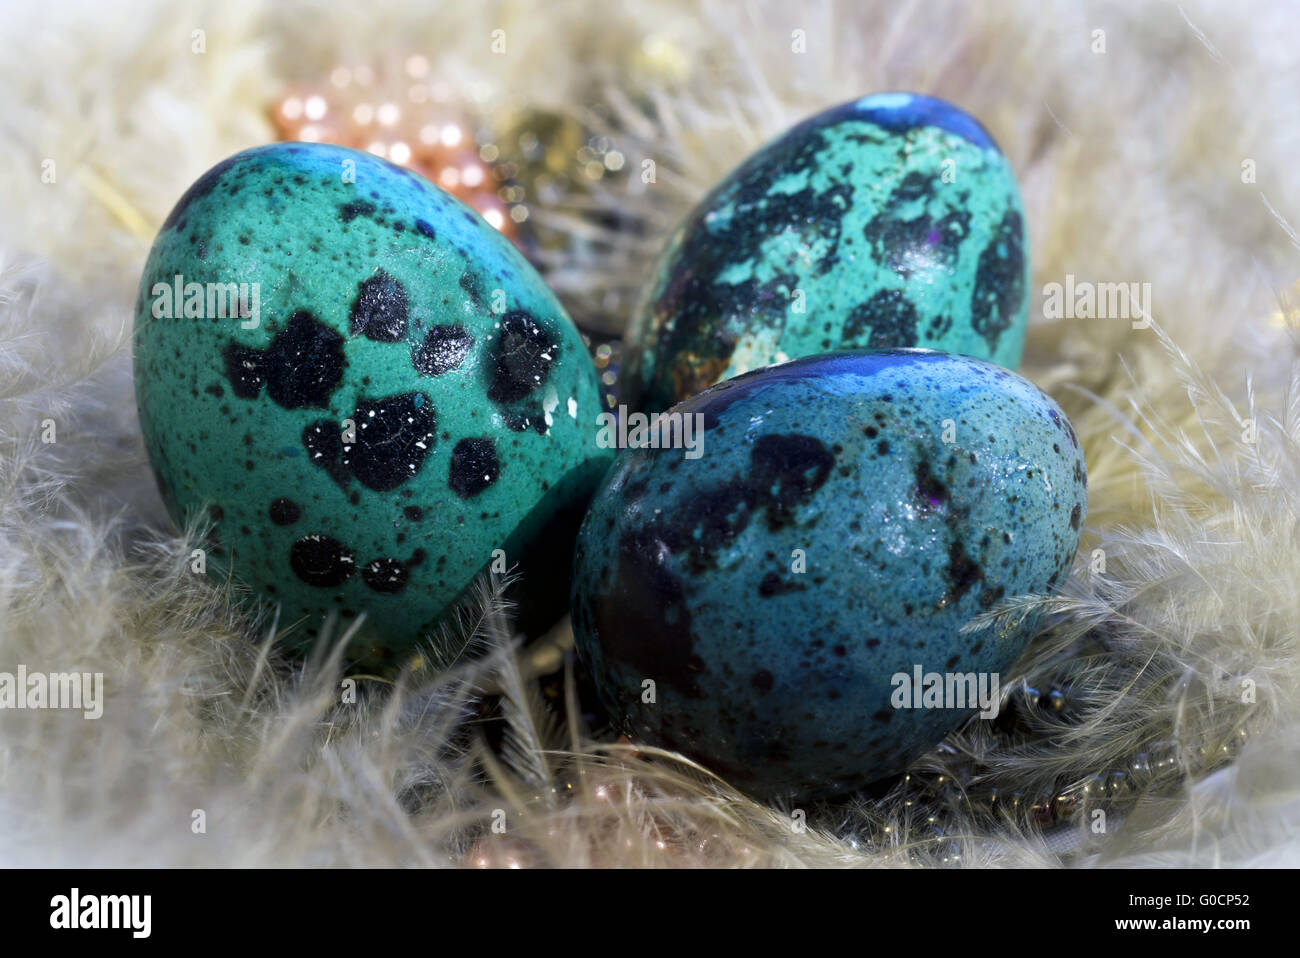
left=625, top=93, right=1031, bottom=412
left=571, top=350, right=1086, bottom=800
left=134, top=143, right=611, bottom=667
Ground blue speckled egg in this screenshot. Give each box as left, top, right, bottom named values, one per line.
left=134, top=143, right=612, bottom=668
left=571, top=350, right=1086, bottom=800
left=625, top=93, right=1031, bottom=412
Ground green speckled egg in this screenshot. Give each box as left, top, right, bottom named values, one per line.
left=572, top=350, right=1086, bottom=800
left=626, top=93, right=1031, bottom=412
left=134, top=143, right=612, bottom=667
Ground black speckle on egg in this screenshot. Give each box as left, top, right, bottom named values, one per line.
left=262, top=310, right=346, bottom=409
left=222, top=343, right=265, bottom=398
left=413, top=325, right=474, bottom=376
left=458, top=270, right=486, bottom=308
left=631, top=432, right=834, bottom=578
left=748, top=433, right=834, bottom=529
left=498, top=403, right=549, bottom=435
left=596, top=528, right=705, bottom=699
left=338, top=199, right=377, bottom=223
left=342, top=393, right=436, bottom=491
left=269, top=497, right=300, bottom=525
left=970, top=209, right=1026, bottom=352
left=290, top=534, right=355, bottom=587
left=757, top=571, right=805, bottom=597
left=361, top=557, right=410, bottom=594
left=862, top=172, right=970, bottom=279
left=349, top=269, right=409, bottom=342
left=448, top=437, right=499, bottom=499
left=488, top=311, right=557, bottom=403
left=940, top=538, right=983, bottom=608
left=841, top=289, right=919, bottom=348
left=913, top=458, right=948, bottom=512
left=302, top=419, right=349, bottom=488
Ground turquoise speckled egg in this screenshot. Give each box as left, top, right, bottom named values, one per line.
left=134, top=143, right=612, bottom=667
left=625, top=93, right=1031, bottom=412
left=571, top=350, right=1086, bottom=800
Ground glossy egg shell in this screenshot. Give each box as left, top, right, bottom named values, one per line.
left=571, top=350, right=1086, bottom=800
left=134, top=143, right=612, bottom=667
left=625, top=93, right=1031, bottom=412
